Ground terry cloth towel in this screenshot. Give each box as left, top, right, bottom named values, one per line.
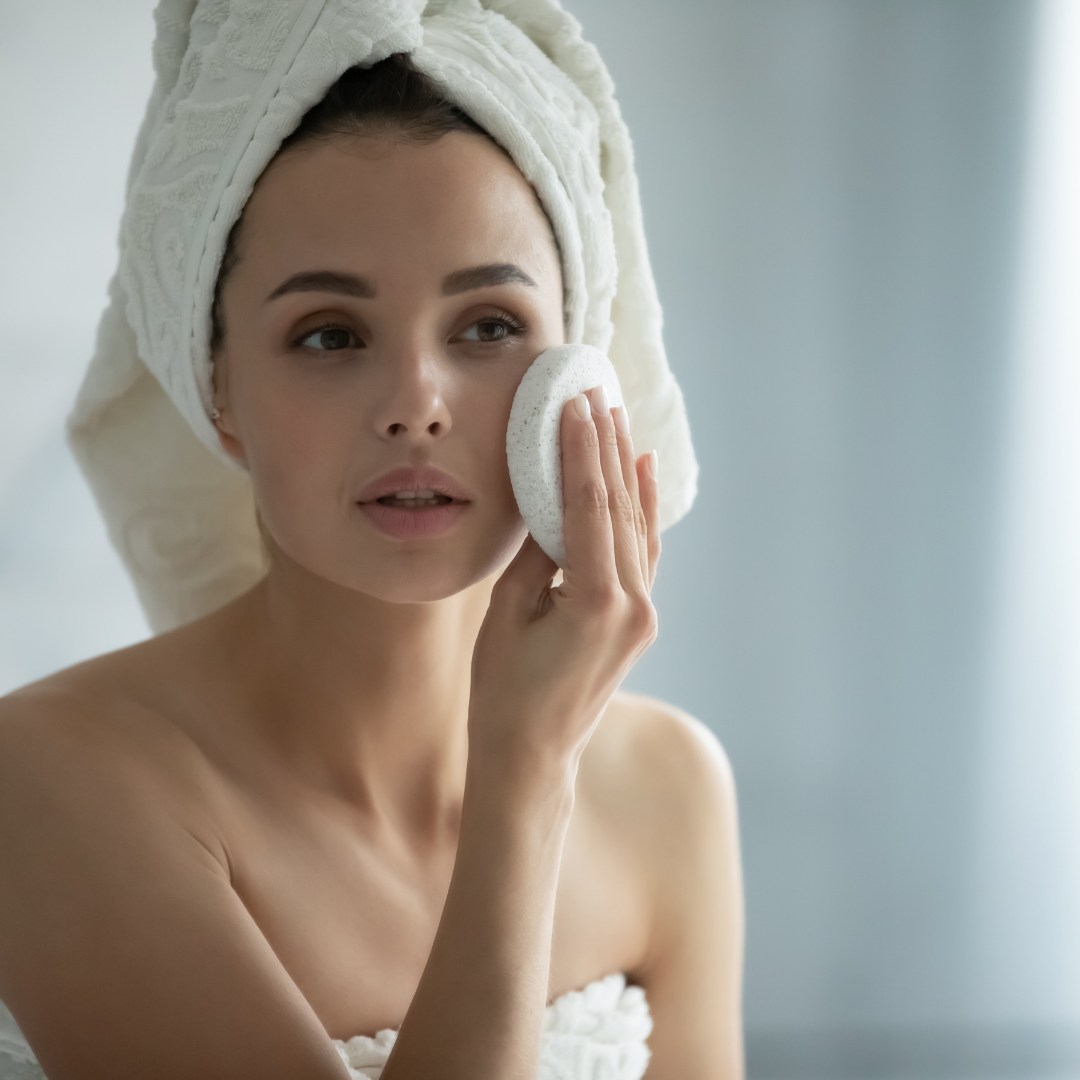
left=67, top=0, right=699, bottom=633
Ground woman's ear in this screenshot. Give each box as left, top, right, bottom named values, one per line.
left=212, top=404, right=248, bottom=469
left=210, top=357, right=248, bottom=469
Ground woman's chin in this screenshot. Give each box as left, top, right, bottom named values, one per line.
left=346, top=535, right=527, bottom=604
left=271, top=534, right=526, bottom=605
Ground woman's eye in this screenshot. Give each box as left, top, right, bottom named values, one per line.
left=299, top=327, right=356, bottom=350
left=460, top=317, right=522, bottom=343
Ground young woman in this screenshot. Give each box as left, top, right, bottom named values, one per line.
left=0, top=3, right=743, bottom=1078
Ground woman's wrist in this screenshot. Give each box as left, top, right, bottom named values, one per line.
left=463, top=730, right=579, bottom=826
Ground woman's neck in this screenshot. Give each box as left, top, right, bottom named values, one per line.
left=215, top=552, right=495, bottom=839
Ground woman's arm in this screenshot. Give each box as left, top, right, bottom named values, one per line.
left=383, top=389, right=661, bottom=1078
left=0, top=697, right=354, bottom=1080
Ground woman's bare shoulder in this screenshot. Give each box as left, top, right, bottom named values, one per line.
left=0, top=604, right=233, bottom=744
left=580, top=691, right=737, bottom=830
left=0, top=647, right=234, bottom=995
left=581, top=695, right=743, bottom=1069
left=0, top=632, right=226, bottom=840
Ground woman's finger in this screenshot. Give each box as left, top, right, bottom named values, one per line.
left=587, top=386, right=646, bottom=597
left=637, top=450, right=661, bottom=589
left=611, top=405, right=649, bottom=588
left=559, top=392, right=618, bottom=594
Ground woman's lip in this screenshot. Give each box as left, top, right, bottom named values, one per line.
left=360, top=500, right=469, bottom=540
left=357, top=466, right=472, bottom=504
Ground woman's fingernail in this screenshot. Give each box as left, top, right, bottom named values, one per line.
left=573, top=393, right=592, bottom=421
left=590, top=383, right=610, bottom=416
left=613, top=405, right=630, bottom=435
left=648, top=450, right=658, bottom=479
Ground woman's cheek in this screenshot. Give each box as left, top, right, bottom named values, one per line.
left=242, top=374, right=352, bottom=532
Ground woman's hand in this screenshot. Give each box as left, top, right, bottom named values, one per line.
left=468, top=385, right=661, bottom=776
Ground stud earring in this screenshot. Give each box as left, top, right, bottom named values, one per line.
left=211, top=407, right=221, bottom=421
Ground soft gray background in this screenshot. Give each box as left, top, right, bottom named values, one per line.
left=2, top=1, right=1079, bottom=1077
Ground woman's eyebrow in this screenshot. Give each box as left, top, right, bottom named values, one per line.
left=442, top=263, right=537, bottom=295
left=264, top=263, right=536, bottom=303
left=265, top=270, right=374, bottom=302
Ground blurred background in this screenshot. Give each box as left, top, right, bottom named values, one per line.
left=1, top=0, right=1078, bottom=1076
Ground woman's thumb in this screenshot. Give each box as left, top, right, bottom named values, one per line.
left=492, top=534, right=558, bottom=609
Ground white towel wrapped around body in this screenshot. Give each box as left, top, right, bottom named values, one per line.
left=68, top=0, right=698, bottom=632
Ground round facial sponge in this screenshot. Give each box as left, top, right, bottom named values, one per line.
left=507, top=344, right=625, bottom=567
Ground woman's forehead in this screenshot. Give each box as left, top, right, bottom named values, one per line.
left=236, top=132, right=561, bottom=291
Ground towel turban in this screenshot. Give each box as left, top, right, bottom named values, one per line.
left=67, top=0, right=698, bottom=633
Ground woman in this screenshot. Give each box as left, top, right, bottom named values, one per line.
left=0, top=2, right=743, bottom=1077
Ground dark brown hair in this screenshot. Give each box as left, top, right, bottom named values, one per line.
left=210, top=52, right=496, bottom=350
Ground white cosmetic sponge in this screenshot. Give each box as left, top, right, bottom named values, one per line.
left=507, top=344, right=625, bottom=567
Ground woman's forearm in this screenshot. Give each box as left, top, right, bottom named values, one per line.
left=380, top=750, right=576, bottom=1080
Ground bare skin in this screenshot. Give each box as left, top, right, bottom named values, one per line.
left=0, top=132, right=743, bottom=1079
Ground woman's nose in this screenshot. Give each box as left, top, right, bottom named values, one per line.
left=371, top=351, right=453, bottom=442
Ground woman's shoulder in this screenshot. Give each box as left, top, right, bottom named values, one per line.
left=2, top=633, right=174, bottom=742
left=575, top=694, right=741, bottom=991
left=0, top=604, right=231, bottom=749
left=0, top=650, right=233, bottom=980
left=0, top=636, right=226, bottom=844
left=579, top=692, right=737, bottom=849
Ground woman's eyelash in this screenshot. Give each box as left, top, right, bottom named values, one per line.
left=463, top=313, right=528, bottom=340
left=291, top=313, right=527, bottom=351
left=485, top=313, right=526, bottom=331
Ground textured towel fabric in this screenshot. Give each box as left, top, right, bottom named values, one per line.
left=0, top=974, right=652, bottom=1080
left=67, top=0, right=699, bottom=632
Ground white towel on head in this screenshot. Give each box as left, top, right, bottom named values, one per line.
left=67, top=0, right=699, bottom=632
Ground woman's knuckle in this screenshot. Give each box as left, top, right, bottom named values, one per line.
left=579, top=478, right=608, bottom=516
left=609, top=487, right=634, bottom=526
left=629, top=595, right=658, bottom=639
left=588, top=581, right=621, bottom=614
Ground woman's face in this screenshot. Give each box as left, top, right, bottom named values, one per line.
left=214, top=131, right=564, bottom=603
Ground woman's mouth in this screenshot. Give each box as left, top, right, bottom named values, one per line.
left=358, top=469, right=471, bottom=539
left=376, top=488, right=455, bottom=509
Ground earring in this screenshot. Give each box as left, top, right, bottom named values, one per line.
left=211, top=407, right=221, bottom=420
